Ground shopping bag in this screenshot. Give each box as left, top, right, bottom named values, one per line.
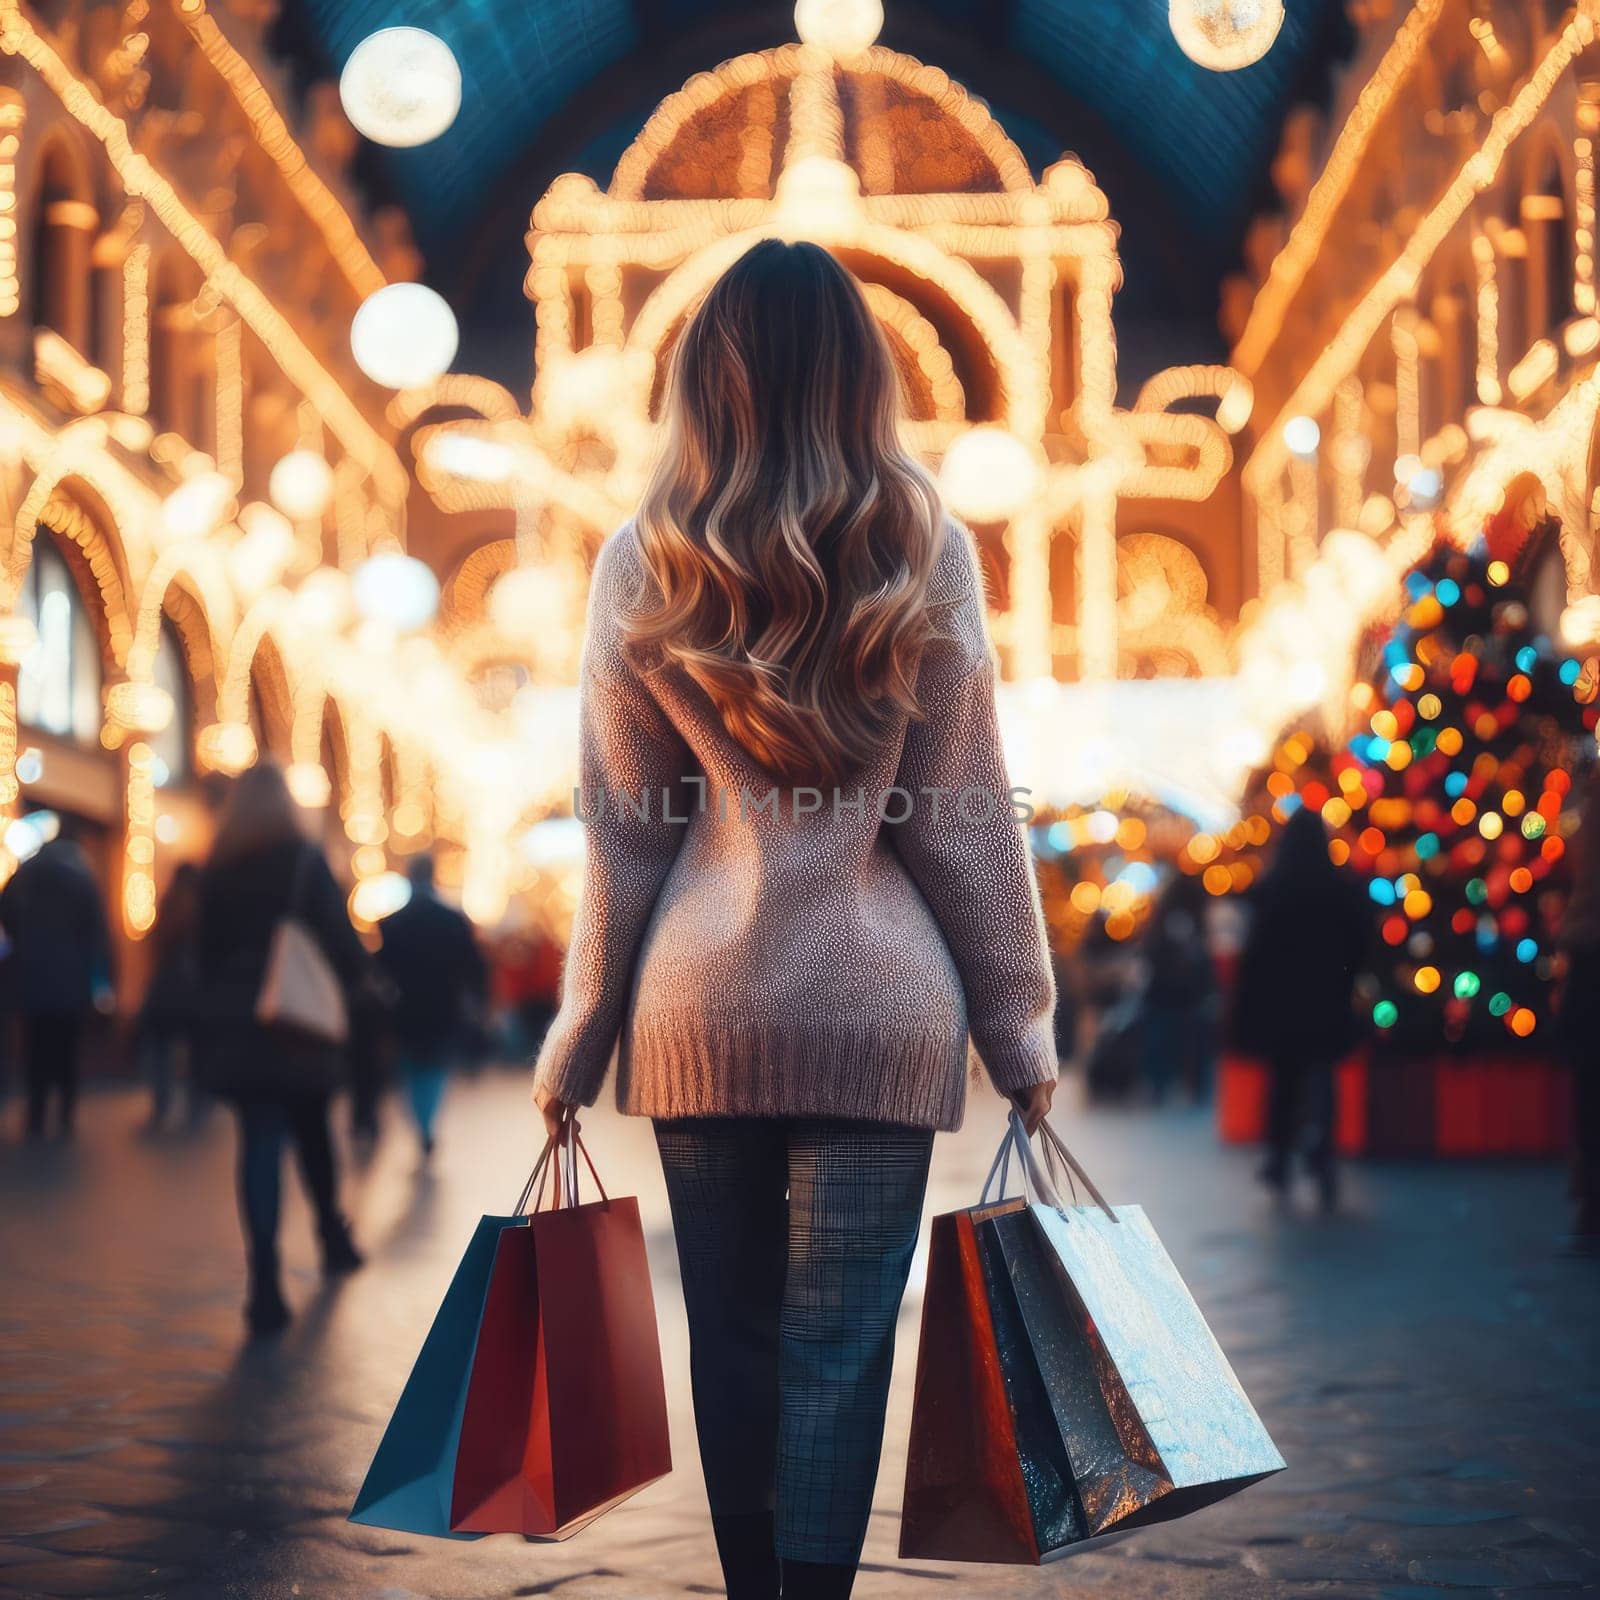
left=895, top=1199, right=1041, bottom=1562
left=450, top=1125, right=673, bottom=1538
left=901, top=1113, right=1284, bottom=1563
left=347, top=1212, right=513, bottom=1539
left=350, top=1126, right=670, bottom=1540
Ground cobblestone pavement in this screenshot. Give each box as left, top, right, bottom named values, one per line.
left=1, top=1068, right=1597, bottom=1599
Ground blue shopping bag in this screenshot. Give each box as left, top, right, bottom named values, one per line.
left=348, top=1213, right=519, bottom=1538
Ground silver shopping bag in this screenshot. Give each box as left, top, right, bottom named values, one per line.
left=903, top=1113, right=1283, bottom=1563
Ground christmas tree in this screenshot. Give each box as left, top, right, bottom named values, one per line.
left=1262, top=516, right=1596, bottom=1054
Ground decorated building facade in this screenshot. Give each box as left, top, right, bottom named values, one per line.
left=2, top=0, right=1600, bottom=981
left=0, top=0, right=497, bottom=992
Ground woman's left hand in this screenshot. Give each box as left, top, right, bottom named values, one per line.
left=533, top=1084, right=580, bottom=1140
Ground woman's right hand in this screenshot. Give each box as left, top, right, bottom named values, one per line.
left=1010, top=1079, right=1055, bottom=1136
left=534, top=1084, right=579, bottom=1141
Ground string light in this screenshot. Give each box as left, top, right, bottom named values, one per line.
left=123, top=740, right=156, bottom=936
left=0, top=7, right=409, bottom=502
left=176, top=4, right=387, bottom=297
left=1243, top=13, right=1594, bottom=502
left=0, top=89, right=21, bottom=318
left=1233, top=0, right=1447, bottom=373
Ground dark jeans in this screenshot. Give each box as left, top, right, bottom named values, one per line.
left=1265, top=1050, right=1336, bottom=1178
left=234, top=1096, right=340, bottom=1285
left=653, top=1115, right=933, bottom=1567
left=22, top=1012, right=83, bottom=1136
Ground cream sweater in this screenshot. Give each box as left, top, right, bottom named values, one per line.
left=532, top=518, right=1058, bottom=1131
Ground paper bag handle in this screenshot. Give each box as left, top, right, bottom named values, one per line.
left=513, top=1119, right=610, bottom=1214
left=980, top=1111, right=1117, bottom=1222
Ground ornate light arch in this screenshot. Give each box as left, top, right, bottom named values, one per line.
left=15, top=478, right=136, bottom=669
left=127, top=542, right=236, bottom=688
left=611, top=43, right=1034, bottom=202
left=624, top=222, right=1032, bottom=423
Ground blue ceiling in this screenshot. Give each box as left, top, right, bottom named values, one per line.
left=272, top=0, right=1353, bottom=386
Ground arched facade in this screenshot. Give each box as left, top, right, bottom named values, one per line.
left=0, top=0, right=473, bottom=971
left=1229, top=0, right=1600, bottom=729
left=413, top=8, right=1242, bottom=694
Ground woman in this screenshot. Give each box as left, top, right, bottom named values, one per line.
left=533, top=240, right=1058, bottom=1600
left=1233, top=805, right=1368, bottom=1211
left=195, top=762, right=370, bottom=1334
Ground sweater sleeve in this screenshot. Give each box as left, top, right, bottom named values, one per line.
left=533, top=531, right=691, bottom=1106
left=889, top=525, right=1059, bottom=1094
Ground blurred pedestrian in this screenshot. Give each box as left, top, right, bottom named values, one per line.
left=1139, top=871, right=1219, bottom=1103
left=1234, top=806, right=1367, bottom=1210
left=0, top=821, right=113, bottom=1139
left=375, top=854, right=487, bottom=1159
left=135, top=862, right=204, bottom=1132
left=345, top=985, right=390, bottom=1158
left=193, top=763, right=370, bottom=1334
left=1557, top=763, right=1600, bottom=1253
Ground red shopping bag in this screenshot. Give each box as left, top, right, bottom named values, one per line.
left=449, top=1126, right=672, bottom=1539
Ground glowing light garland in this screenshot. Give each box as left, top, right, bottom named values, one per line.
left=0, top=2, right=408, bottom=504
left=173, top=1, right=386, bottom=299
left=1234, top=0, right=1447, bottom=375
left=123, top=738, right=155, bottom=934
left=0, top=90, right=21, bottom=319
left=1244, top=13, right=1597, bottom=504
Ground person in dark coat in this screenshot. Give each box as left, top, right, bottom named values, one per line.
left=1139, top=871, right=1219, bottom=1103
left=1234, top=805, right=1369, bottom=1210
left=193, top=762, right=371, bottom=1334
left=375, top=853, right=487, bottom=1158
left=1557, top=764, right=1600, bottom=1252
left=136, top=862, right=204, bottom=1131
left=0, top=823, right=113, bottom=1138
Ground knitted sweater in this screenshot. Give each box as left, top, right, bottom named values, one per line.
left=532, top=518, right=1059, bottom=1131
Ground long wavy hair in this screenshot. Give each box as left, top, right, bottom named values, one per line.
left=625, top=239, right=944, bottom=787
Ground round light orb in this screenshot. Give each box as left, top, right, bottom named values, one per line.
left=339, top=27, right=461, bottom=148
left=423, top=430, right=514, bottom=483
left=198, top=720, right=257, bottom=776
left=1169, top=0, right=1285, bottom=72
left=293, top=569, right=353, bottom=632
left=269, top=450, right=334, bottom=522
left=230, top=502, right=296, bottom=595
left=4, top=810, right=57, bottom=862
left=162, top=471, right=235, bottom=540
left=352, top=551, right=439, bottom=632
left=1559, top=595, right=1600, bottom=646
left=1283, top=414, right=1321, bottom=459
left=1406, top=467, right=1444, bottom=509
left=351, top=283, right=458, bottom=391
left=0, top=612, right=38, bottom=666
left=489, top=566, right=574, bottom=636
left=350, top=870, right=413, bottom=926
left=794, top=0, right=884, bottom=55
left=938, top=427, right=1041, bottom=523
left=105, top=680, right=174, bottom=735
left=286, top=761, right=333, bottom=810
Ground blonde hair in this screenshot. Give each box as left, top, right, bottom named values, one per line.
left=625, top=239, right=943, bottom=787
